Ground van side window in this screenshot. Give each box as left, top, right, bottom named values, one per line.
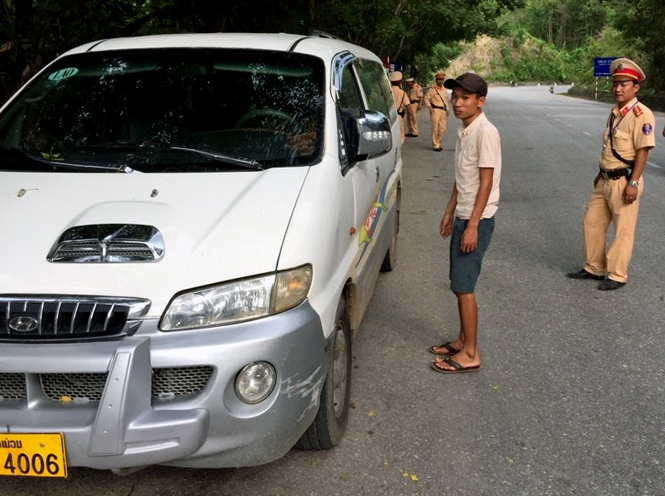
left=336, top=65, right=363, bottom=173
left=355, top=59, right=392, bottom=117
left=338, top=65, right=363, bottom=110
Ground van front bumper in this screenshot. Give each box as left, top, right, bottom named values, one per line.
left=0, top=301, right=328, bottom=470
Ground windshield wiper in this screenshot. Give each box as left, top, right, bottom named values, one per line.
left=0, top=146, right=135, bottom=173
left=169, top=146, right=264, bottom=171
left=47, top=160, right=136, bottom=173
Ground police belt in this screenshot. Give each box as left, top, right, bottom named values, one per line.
left=431, top=104, right=446, bottom=110
left=599, top=167, right=631, bottom=180
left=410, top=99, right=420, bottom=103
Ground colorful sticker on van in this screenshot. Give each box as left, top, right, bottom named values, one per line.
left=359, top=198, right=387, bottom=246
left=356, top=169, right=396, bottom=266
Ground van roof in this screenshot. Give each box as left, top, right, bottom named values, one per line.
left=64, top=33, right=380, bottom=62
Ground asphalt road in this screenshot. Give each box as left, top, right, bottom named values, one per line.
left=2, top=85, right=665, bottom=496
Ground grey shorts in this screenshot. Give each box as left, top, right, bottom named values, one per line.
left=449, top=217, right=495, bottom=294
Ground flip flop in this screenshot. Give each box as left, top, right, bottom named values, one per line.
left=431, top=358, right=480, bottom=374
left=429, top=342, right=460, bottom=356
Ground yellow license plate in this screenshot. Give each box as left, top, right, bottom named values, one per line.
left=0, top=433, right=67, bottom=478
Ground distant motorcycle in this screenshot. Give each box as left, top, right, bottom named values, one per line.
left=549, top=84, right=554, bottom=94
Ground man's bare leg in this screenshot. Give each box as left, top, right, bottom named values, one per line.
left=434, top=292, right=480, bottom=369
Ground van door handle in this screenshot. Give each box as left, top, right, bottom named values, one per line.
left=375, top=166, right=380, bottom=183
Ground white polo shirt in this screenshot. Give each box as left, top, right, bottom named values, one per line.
left=453, top=112, right=502, bottom=219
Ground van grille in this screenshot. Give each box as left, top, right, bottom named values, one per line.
left=41, top=373, right=108, bottom=402
left=0, top=373, right=26, bottom=400
left=151, top=366, right=214, bottom=400
left=0, top=368, right=213, bottom=403
left=0, top=296, right=150, bottom=342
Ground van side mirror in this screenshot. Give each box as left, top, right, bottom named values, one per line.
left=347, top=110, right=392, bottom=163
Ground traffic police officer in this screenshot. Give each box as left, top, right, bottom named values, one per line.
left=405, top=77, right=423, bottom=137
left=567, top=58, right=656, bottom=290
left=424, top=70, right=449, bottom=151
left=390, top=71, right=409, bottom=144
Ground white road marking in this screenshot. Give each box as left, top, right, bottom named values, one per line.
left=647, top=161, right=662, bottom=169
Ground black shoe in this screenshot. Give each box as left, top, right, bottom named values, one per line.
left=406, top=133, right=417, bottom=137
left=598, top=279, right=626, bottom=291
left=566, top=269, right=603, bottom=280
left=433, top=147, right=442, bottom=152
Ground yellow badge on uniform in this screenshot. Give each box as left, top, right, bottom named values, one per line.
left=633, top=105, right=643, bottom=117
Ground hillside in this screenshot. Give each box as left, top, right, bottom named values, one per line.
left=443, top=34, right=567, bottom=84
left=442, top=35, right=665, bottom=111
left=445, top=35, right=504, bottom=79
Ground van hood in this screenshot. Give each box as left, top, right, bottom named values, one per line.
left=0, top=169, right=309, bottom=316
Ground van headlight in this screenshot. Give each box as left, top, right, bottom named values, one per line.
left=160, top=265, right=312, bottom=331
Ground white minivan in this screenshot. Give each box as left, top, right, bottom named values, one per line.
left=0, top=32, right=401, bottom=474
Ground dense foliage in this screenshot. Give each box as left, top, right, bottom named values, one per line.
left=495, top=0, right=665, bottom=90
left=1, top=0, right=664, bottom=102
left=0, top=0, right=518, bottom=102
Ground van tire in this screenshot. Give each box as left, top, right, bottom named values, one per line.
left=380, top=208, right=399, bottom=272
left=295, top=297, right=351, bottom=450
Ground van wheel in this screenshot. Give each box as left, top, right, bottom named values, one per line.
left=380, top=208, right=399, bottom=272
left=295, top=297, right=351, bottom=450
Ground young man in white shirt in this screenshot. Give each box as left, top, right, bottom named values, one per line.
left=429, top=73, right=502, bottom=373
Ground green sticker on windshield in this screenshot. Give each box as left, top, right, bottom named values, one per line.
left=48, top=67, right=79, bottom=81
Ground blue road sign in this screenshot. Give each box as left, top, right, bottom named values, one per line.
left=594, top=57, right=617, bottom=77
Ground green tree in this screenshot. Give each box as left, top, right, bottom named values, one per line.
left=619, top=0, right=665, bottom=91
left=506, top=0, right=611, bottom=49
left=1, top=0, right=144, bottom=101
left=7, top=0, right=663, bottom=102
left=1, top=0, right=526, bottom=101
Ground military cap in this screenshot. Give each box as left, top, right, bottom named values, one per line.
left=434, top=70, right=446, bottom=80
left=406, top=77, right=414, bottom=83
left=390, top=71, right=403, bottom=82
left=610, top=58, right=646, bottom=83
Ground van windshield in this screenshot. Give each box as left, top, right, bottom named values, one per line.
left=0, top=48, right=325, bottom=172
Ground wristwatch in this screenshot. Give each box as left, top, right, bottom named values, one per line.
left=629, top=180, right=639, bottom=188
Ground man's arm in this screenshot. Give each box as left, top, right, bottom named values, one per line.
left=460, top=167, right=494, bottom=253
left=440, top=183, right=458, bottom=239
left=402, top=91, right=410, bottom=111
left=423, top=89, right=431, bottom=109
left=623, top=147, right=651, bottom=204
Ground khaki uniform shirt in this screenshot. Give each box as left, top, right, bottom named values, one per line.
left=454, top=112, right=502, bottom=219
left=424, top=84, right=448, bottom=111
left=600, top=97, right=655, bottom=170
left=407, top=83, right=423, bottom=105
left=391, top=86, right=409, bottom=113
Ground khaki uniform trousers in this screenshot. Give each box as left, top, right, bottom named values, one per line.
left=406, top=103, right=419, bottom=135
left=398, top=114, right=406, bottom=144
left=582, top=177, right=642, bottom=283
left=392, top=86, right=408, bottom=144
left=430, top=107, right=447, bottom=148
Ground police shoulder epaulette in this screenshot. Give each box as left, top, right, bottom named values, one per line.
left=633, top=105, right=643, bottom=117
